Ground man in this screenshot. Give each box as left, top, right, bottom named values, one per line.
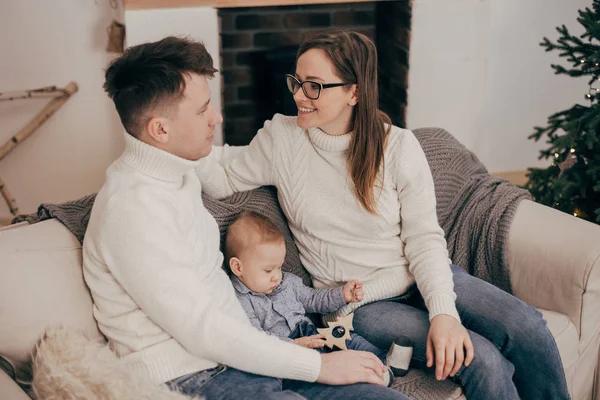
left=82, top=36, right=407, bottom=400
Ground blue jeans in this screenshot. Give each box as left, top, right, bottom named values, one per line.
left=289, top=319, right=388, bottom=362
left=352, top=265, right=571, bottom=400
left=167, top=366, right=302, bottom=399
left=282, top=379, right=409, bottom=400
left=167, top=365, right=410, bottom=400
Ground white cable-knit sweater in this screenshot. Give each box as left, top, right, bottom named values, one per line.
left=82, top=132, right=321, bottom=385
left=199, top=114, right=459, bottom=321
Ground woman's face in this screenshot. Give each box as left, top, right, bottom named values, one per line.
left=293, top=48, right=357, bottom=136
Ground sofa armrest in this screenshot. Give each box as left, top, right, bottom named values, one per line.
left=0, top=369, right=30, bottom=400
left=507, top=200, right=600, bottom=347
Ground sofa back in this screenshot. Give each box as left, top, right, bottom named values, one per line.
left=0, top=185, right=313, bottom=384
left=0, top=220, right=103, bottom=382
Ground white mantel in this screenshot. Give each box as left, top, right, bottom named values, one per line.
left=125, top=0, right=383, bottom=10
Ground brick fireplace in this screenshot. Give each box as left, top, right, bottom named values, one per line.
left=218, top=1, right=411, bottom=145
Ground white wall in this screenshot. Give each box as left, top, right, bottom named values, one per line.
left=0, top=0, right=124, bottom=217
left=124, top=7, right=223, bottom=145
left=407, top=0, right=591, bottom=172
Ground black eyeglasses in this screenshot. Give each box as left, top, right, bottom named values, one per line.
left=286, top=74, right=351, bottom=100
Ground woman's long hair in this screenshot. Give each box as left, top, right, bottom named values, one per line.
left=298, top=31, right=392, bottom=214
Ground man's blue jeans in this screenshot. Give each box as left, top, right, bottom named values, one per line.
left=167, top=365, right=410, bottom=400
left=352, top=265, right=571, bottom=400
left=167, top=366, right=301, bottom=400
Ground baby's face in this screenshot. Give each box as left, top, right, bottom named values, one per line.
left=238, top=240, right=286, bottom=295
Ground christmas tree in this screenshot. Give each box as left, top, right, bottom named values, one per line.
left=525, top=0, right=600, bottom=224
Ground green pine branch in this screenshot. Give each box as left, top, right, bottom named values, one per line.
left=525, top=0, right=600, bottom=223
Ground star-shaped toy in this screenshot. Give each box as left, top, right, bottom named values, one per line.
left=317, top=314, right=354, bottom=350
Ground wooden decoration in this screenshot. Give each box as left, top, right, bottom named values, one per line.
left=0, top=82, right=78, bottom=215
left=0, top=86, right=67, bottom=101
left=317, top=314, right=354, bottom=350
left=0, top=176, right=18, bottom=215
left=559, top=155, right=577, bottom=176
left=0, top=82, right=78, bottom=163
left=106, top=20, right=125, bottom=54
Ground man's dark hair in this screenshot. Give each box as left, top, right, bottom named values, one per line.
left=103, top=36, right=217, bottom=137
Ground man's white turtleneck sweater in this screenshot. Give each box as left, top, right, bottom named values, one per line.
left=199, top=114, right=460, bottom=322
left=82, top=132, right=321, bottom=385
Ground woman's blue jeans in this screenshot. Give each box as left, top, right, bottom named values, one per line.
left=352, top=265, right=571, bottom=400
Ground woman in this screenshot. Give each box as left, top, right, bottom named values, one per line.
left=199, top=30, right=570, bottom=400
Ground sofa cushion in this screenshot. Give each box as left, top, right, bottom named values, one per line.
left=0, top=220, right=103, bottom=382
left=540, top=308, right=579, bottom=394
left=0, top=367, right=30, bottom=400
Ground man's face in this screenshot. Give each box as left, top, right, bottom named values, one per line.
left=165, top=73, right=223, bottom=160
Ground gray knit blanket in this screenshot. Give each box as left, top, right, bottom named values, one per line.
left=12, top=127, right=530, bottom=293
left=414, top=127, right=531, bottom=292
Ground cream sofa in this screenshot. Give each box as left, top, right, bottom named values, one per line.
left=0, top=199, right=599, bottom=400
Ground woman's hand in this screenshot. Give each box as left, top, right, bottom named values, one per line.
left=427, top=314, right=474, bottom=380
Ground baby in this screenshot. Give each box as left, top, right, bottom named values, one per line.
left=225, top=211, right=393, bottom=386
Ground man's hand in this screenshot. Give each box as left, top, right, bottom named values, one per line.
left=427, top=314, right=474, bottom=380
left=292, top=334, right=326, bottom=349
left=317, top=350, right=388, bottom=386
left=342, top=280, right=364, bottom=303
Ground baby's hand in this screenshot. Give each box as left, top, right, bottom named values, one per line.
left=342, top=280, right=364, bottom=303
left=292, top=334, right=326, bottom=349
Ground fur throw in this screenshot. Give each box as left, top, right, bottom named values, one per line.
left=32, top=326, right=201, bottom=400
